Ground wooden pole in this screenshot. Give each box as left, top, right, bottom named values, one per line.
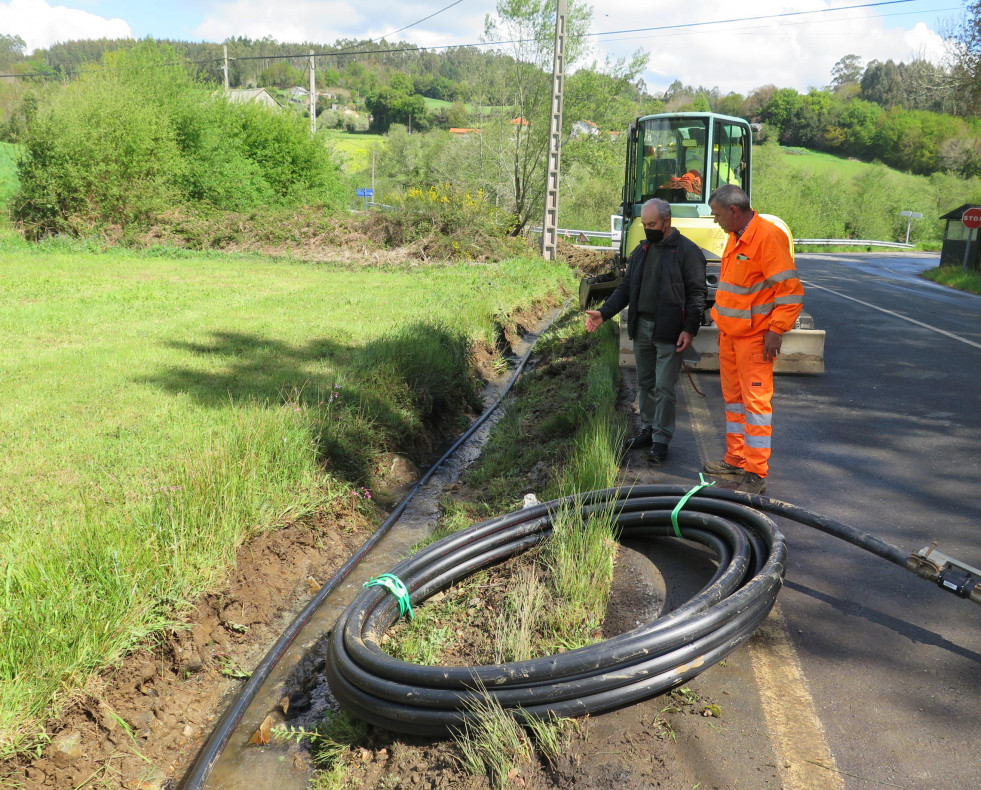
left=309, top=51, right=316, bottom=136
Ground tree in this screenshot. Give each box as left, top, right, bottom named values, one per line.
left=860, top=59, right=904, bottom=108
left=954, top=1, right=981, bottom=112
left=760, top=88, right=802, bottom=142
left=830, top=54, right=863, bottom=92
left=475, top=0, right=594, bottom=231
left=258, top=61, right=303, bottom=88
left=563, top=51, right=646, bottom=133
left=716, top=92, right=745, bottom=118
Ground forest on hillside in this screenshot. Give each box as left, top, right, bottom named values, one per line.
left=2, top=0, right=981, bottom=245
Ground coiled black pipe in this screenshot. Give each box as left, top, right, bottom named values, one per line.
left=325, top=484, right=913, bottom=737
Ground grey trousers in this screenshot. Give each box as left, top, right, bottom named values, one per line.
left=633, top=316, right=683, bottom=444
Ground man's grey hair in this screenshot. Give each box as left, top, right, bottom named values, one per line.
left=643, top=198, right=671, bottom=220
left=707, top=184, right=751, bottom=211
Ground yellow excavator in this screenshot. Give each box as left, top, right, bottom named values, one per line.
left=580, top=111, right=825, bottom=374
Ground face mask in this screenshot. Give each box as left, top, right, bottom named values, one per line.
left=645, top=228, right=664, bottom=245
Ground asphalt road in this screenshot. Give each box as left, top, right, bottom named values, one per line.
left=713, top=252, right=981, bottom=789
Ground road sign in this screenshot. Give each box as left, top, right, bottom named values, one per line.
left=962, top=207, right=981, bottom=229
left=900, top=210, right=923, bottom=219
left=356, top=188, right=374, bottom=197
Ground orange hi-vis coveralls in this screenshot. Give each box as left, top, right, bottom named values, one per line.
left=710, top=213, right=804, bottom=478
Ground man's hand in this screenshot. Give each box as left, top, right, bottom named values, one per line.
left=675, top=330, right=693, bottom=352
left=585, top=310, right=604, bottom=333
left=763, top=330, right=782, bottom=362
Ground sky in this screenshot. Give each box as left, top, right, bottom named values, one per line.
left=0, top=0, right=965, bottom=95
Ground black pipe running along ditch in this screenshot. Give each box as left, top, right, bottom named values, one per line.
left=177, top=303, right=570, bottom=789
left=325, top=483, right=977, bottom=737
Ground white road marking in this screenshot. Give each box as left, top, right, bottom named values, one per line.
left=802, top=279, right=981, bottom=351
left=682, top=380, right=843, bottom=790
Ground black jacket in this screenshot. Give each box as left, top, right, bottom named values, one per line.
left=598, top=228, right=707, bottom=342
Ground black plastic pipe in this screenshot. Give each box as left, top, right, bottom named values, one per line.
left=324, top=484, right=932, bottom=737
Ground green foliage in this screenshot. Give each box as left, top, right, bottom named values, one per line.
left=258, top=61, right=303, bottom=88
left=11, top=40, right=345, bottom=238
left=922, top=265, right=981, bottom=294
left=375, top=182, right=523, bottom=259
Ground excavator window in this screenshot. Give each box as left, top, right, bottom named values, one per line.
left=637, top=117, right=708, bottom=205
left=711, top=121, right=750, bottom=194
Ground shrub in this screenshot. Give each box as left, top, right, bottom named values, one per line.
left=371, top=182, right=523, bottom=260
left=11, top=40, right=346, bottom=238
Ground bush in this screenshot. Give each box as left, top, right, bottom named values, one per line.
left=372, top=183, right=523, bottom=260
left=11, top=40, right=347, bottom=238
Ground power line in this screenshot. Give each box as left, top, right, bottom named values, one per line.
left=591, top=0, right=925, bottom=38
left=372, top=0, right=465, bottom=42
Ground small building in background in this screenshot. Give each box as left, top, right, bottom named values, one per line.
left=222, top=88, right=281, bottom=110
left=939, top=204, right=981, bottom=269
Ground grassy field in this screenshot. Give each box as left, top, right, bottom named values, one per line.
left=321, top=130, right=386, bottom=173
left=776, top=146, right=878, bottom=179
left=0, top=231, right=574, bottom=754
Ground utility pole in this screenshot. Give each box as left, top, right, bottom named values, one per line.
left=541, top=0, right=567, bottom=261
left=223, top=45, right=229, bottom=92
left=309, top=51, right=317, bottom=136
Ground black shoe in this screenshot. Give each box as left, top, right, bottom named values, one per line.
left=702, top=459, right=744, bottom=478
left=736, top=472, right=767, bottom=495
left=648, top=442, right=668, bottom=465
left=623, top=426, right=654, bottom=451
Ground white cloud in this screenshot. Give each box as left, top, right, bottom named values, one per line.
left=0, top=0, right=132, bottom=53
left=588, top=1, right=952, bottom=96
left=194, top=0, right=366, bottom=44
left=193, top=0, right=486, bottom=52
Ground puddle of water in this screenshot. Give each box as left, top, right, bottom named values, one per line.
left=198, top=318, right=555, bottom=789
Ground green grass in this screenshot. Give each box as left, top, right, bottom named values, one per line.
left=922, top=264, right=981, bottom=294
left=320, top=130, right=386, bottom=173
left=0, top=241, right=574, bottom=755
left=776, top=146, right=878, bottom=179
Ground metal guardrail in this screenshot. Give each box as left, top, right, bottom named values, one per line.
left=530, top=227, right=613, bottom=239
left=794, top=239, right=914, bottom=249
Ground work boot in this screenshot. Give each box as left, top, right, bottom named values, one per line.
left=648, top=442, right=668, bottom=465
left=623, top=426, right=654, bottom=451
left=702, top=458, right=744, bottom=477
left=736, top=472, right=767, bottom=495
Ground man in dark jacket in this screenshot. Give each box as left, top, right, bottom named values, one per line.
left=585, top=198, right=707, bottom=464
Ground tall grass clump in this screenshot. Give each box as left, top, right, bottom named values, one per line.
left=923, top=265, right=981, bottom=294
left=453, top=691, right=532, bottom=790
left=353, top=321, right=484, bottom=446
left=548, top=318, right=625, bottom=497
left=543, top=502, right=618, bottom=647
left=11, top=40, right=346, bottom=240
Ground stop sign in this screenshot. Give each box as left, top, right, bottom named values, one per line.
left=962, top=207, right=981, bottom=229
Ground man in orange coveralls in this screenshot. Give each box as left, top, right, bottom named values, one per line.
left=703, top=184, right=804, bottom=495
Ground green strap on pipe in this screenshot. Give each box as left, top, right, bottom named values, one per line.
left=671, top=474, right=715, bottom=538
left=363, top=573, right=414, bottom=620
